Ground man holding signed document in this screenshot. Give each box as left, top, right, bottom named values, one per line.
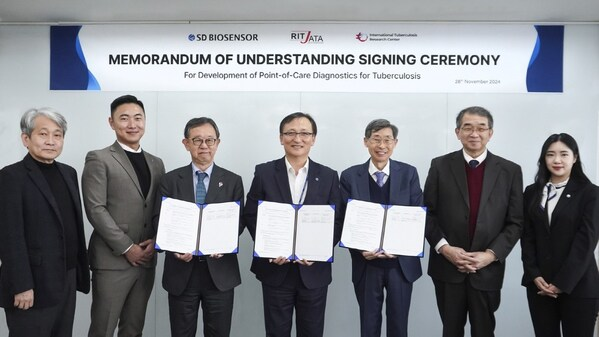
left=153, top=117, right=244, bottom=337
left=244, top=112, right=342, bottom=337
left=339, top=119, right=425, bottom=337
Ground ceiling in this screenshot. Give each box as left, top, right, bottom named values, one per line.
left=0, top=0, right=598, bottom=24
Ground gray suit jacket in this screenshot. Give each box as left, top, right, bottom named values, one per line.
left=154, top=164, right=244, bottom=295
left=424, top=150, right=523, bottom=291
left=82, top=141, right=165, bottom=270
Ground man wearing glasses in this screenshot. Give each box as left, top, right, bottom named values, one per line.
left=339, top=119, right=423, bottom=337
left=244, top=112, right=342, bottom=337
left=153, top=117, right=244, bottom=337
left=424, top=106, right=523, bottom=337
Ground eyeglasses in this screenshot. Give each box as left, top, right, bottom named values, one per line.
left=189, top=137, right=218, bottom=146
left=282, top=131, right=314, bottom=139
left=367, top=137, right=396, bottom=146
left=460, top=126, right=490, bottom=134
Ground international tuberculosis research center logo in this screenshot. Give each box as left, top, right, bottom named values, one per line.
left=355, top=32, right=369, bottom=42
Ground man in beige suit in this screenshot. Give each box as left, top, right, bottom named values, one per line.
left=82, top=95, right=165, bottom=337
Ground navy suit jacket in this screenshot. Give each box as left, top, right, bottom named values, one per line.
left=154, top=163, right=244, bottom=295
left=340, top=159, right=423, bottom=284
left=0, top=154, right=90, bottom=308
left=244, top=157, right=342, bottom=289
left=521, top=178, right=599, bottom=297
left=424, top=150, right=523, bottom=291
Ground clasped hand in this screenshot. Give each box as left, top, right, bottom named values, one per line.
left=439, top=245, right=496, bottom=273
left=124, top=239, right=155, bottom=266
left=533, top=276, right=561, bottom=298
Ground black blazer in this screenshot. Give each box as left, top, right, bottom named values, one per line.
left=244, top=157, right=342, bottom=289
left=154, top=164, right=244, bottom=295
left=424, top=150, right=523, bottom=291
left=521, top=178, right=599, bottom=297
left=0, top=154, right=90, bottom=308
left=340, top=159, right=423, bottom=284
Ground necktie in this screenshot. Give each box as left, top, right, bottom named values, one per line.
left=374, top=171, right=385, bottom=187
left=540, top=182, right=565, bottom=210
left=469, top=160, right=479, bottom=168
left=196, top=172, right=208, bottom=204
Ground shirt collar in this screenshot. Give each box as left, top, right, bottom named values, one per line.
left=463, top=149, right=488, bottom=164
left=284, top=157, right=309, bottom=176
left=549, top=178, right=569, bottom=189
left=117, top=141, right=143, bottom=153
left=192, top=162, right=214, bottom=177
left=368, top=159, right=390, bottom=177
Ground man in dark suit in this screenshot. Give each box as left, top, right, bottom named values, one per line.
left=0, top=108, right=90, bottom=337
left=153, top=117, right=244, bottom=337
left=244, top=112, right=342, bottom=337
left=424, top=106, right=523, bottom=337
left=82, top=95, right=165, bottom=337
left=340, top=119, right=423, bottom=337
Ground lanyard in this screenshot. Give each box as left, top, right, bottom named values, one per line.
left=297, top=176, right=308, bottom=205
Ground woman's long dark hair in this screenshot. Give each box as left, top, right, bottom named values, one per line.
left=528, top=133, right=589, bottom=215
left=534, top=133, right=590, bottom=190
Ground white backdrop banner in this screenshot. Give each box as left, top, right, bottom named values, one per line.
left=50, top=24, right=563, bottom=93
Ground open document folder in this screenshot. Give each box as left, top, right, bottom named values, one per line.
left=155, top=197, right=241, bottom=255
left=340, top=199, right=426, bottom=257
left=253, top=200, right=335, bottom=262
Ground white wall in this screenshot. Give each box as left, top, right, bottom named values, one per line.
left=0, top=24, right=598, bottom=336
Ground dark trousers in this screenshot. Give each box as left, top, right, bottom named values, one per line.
left=353, top=262, right=412, bottom=337
left=5, top=268, right=77, bottom=337
left=262, top=264, right=328, bottom=337
left=526, top=287, right=599, bottom=337
left=168, top=258, right=234, bottom=337
left=433, top=278, right=500, bottom=337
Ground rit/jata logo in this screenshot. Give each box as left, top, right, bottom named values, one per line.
left=290, top=31, right=324, bottom=44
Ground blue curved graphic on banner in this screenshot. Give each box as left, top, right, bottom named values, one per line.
left=75, top=34, right=100, bottom=90
left=50, top=26, right=99, bottom=90
left=526, top=26, right=563, bottom=92
left=528, top=36, right=541, bottom=67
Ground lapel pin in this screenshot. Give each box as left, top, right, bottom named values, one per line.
left=218, top=182, right=224, bottom=187
left=315, top=177, right=319, bottom=181
left=566, top=194, right=571, bottom=198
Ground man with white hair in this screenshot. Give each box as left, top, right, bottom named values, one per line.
left=0, top=108, right=90, bottom=337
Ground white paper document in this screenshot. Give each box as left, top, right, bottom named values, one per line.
left=340, top=199, right=426, bottom=257
left=253, top=200, right=335, bottom=262
left=155, top=197, right=240, bottom=255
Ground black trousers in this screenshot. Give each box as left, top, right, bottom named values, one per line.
left=168, top=258, right=234, bottom=337
left=353, top=262, right=412, bottom=337
left=261, top=264, right=328, bottom=337
left=433, top=277, right=500, bottom=337
left=5, top=268, right=77, bottom=337
left=527, top=287, right=599, bottom=337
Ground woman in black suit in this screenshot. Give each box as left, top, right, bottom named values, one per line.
left=521, top=133, right=599, bottom=337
